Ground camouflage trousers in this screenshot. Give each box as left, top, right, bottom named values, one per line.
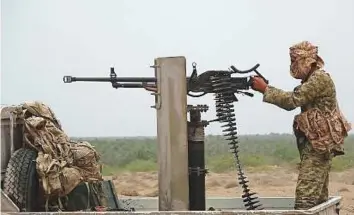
left=294, top=137, right=333, bottom=210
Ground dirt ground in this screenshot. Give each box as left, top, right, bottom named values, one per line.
left=108, top=166, right=354, bottom=214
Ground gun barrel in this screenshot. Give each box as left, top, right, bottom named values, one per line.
left=63, top=76, right=157, bottom=83
left=112, top=83, right=156, bottom=88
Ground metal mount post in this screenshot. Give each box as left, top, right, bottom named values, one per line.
left=153, top=57, right=189, bottom=211
left=187, top=104, right=209, bottom=211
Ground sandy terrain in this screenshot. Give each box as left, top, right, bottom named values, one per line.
left=108, top=166, right=354, bottom=214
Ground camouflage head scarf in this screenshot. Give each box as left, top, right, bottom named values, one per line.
left=289, top=41, right=324, bottom=79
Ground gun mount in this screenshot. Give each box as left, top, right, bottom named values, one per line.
left=62, top=57, right=269, bottom=212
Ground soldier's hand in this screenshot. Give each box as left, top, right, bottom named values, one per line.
left=251, top=76, right=268, bottom=93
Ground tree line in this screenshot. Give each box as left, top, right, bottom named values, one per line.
left=73, top=134, right=354, bottom=175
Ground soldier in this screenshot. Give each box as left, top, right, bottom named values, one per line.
left=250, top=41, right=351, bottom=210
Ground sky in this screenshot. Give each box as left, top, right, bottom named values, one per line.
left=1, top=0, right=353, bottom=137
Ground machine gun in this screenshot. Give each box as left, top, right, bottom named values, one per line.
left=62, top=62, right=268, bottom=211
left=63, top=62, right=268, bottom=101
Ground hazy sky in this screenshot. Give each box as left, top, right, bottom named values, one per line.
left=1, top=0, right=353, bottom=137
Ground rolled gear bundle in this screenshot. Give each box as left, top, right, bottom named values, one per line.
left=36, top=152, right=82, bottom=197
left=23, top=116, right=73, bottom=161
left=12, top=101, right=103, bottom=198
left=71, top=141, right=103, bottom=181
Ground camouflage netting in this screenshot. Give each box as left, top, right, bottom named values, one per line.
left=11, top=101, right=103, bottom=198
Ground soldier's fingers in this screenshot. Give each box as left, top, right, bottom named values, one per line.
left=253, top=78, right=261, bottom=85
left=253, top=77, right=262, bottom=82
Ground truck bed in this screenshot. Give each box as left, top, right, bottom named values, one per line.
left=5, top=196, right=341, bottom=215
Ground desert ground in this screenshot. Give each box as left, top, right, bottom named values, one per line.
left=108, top=166, right=354, bottom=214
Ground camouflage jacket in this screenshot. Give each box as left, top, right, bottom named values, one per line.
left=263, top=70, right=351, bottom=153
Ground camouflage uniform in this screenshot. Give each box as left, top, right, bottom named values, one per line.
left=262, top=41, right=351, bottom=210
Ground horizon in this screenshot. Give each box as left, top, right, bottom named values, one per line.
left=71, top=133, right=354, bottom=139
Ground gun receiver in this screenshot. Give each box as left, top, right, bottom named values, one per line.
left=63, top=63, right=268, bottom=99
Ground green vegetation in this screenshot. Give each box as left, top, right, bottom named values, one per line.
left=73, top=134, right=354, bottom=176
